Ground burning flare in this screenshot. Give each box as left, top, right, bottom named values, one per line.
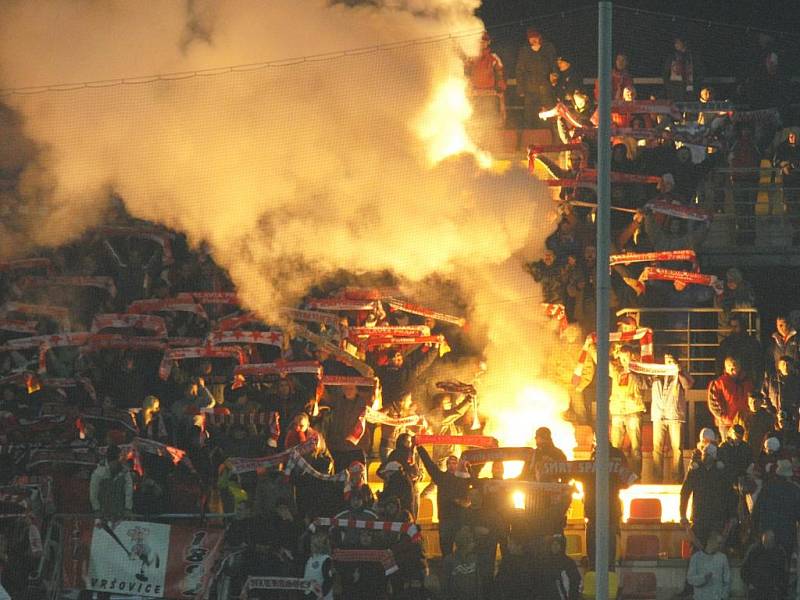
left=416, top=78, right=493, bottom=168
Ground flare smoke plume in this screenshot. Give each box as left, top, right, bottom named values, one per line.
left=0, top=0, right=572, bottom=451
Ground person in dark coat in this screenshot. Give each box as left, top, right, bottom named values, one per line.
left=741, top=530, right=788, bottom=600
left=583, top=439, right=630, bottom=571
left=717, top=424, right=753, bottom=480
left=494, top=533, right=536, bottom=600
left=680, top=444, right=737, bottom=549
left=531, top=426, right=568, bottom=481
left=417, top=445, right=472, bottom=557
left=515, top=28, right=558, bottom=128
left=752, top=459, right=800, bottom=557
left=760, top=355, right=800, bottom=431
left=765, top=315, right=800, bottom=377
left=716, top=314, right=763, bottom=385
left=536, top=534, right=581, bottom=600
left=745, top=393, right=776, bottom=462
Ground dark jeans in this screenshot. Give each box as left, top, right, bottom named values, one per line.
left=522, top=85, right=555, bottom=128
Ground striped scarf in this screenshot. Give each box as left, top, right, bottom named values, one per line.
left=239, top=576, right=320, bottom=598
left=610, top=249, right=699, bottom=271
left=572, top=328, right=654, bottom=387
left=312, top=517, right=420, bottom=542
left=543, top=303, right=568, bottom=334
left=331, top=549, right=399, bottom=575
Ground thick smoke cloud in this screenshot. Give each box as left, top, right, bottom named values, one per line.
left=0, top=0, right=568, bottom=448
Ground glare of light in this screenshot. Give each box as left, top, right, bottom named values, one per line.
left=512, top=490, right=526, bottom=510
left=569, top=479, right=584, bottom=501
left=618, top=484, right=687, bottom=523
left=416, top=78, right=494, bottom=168
left=483, top=383, right=576, bottom=479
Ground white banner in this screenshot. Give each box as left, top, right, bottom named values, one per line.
left=88, top=520, right=170, bottom=598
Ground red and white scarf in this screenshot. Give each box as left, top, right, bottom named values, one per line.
left=612, top=100, right=680, bottom=117
left=321, top=375, right=378, bottom=387
left=207, top=330, right=283, bottom=347
left=365, top=406, right=422, bottom=427
left=572, top=328, right=654, bottom=386
left=629, top=361, right=679, bottom=377
left=331, top=549, right=398, bottom=575
left=313, top=518, right=420, bottom=543
left=279, top=307, right=339, bottom=326
left=226, top=437, right=317, bottom=474
left=340, top=287, right=397, bottom=301
left=214, top=313, right=261, bottom=331
left=90, top=314, right=168, bottom=337
left=355, top=334, right=445, bottom=348
left=385, top=298, right=466, bottom=327
left=347, top=325, right=430, bottom=338
left=610, top=249, right=699, bottom=271
left=284, top=453, right=349, bottom=483
left=639, top=267, right=723, bottom=295
left=645, top=200, right=711, bottom=222
left=306, top=298, right=378, bottom=312
left=414, top=434, right=498, bottom=448
left=176, top=291, right=239, bottom=305
left=292, top=325, right=375, bottom=377
left=542, top=303, right=568, bottom=334
left=235, top=361, right=323, bottom=380
left=127, top=299, right=209, bottom=319
left=160, top=345, right=245, bottom=380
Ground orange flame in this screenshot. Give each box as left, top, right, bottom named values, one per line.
left=416, top=78, right=493, bottom=168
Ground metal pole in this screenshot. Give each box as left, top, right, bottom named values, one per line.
left=595, top=2, right=612, bottom=598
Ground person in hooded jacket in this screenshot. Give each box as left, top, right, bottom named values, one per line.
left=535, top=534, right=581, bottom=600
left=680, top=443, right=737, bottom=549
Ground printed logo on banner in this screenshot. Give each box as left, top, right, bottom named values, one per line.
left=88, top=520, right=170, bottom=598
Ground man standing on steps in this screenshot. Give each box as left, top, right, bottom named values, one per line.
left=516, top=28, right=557, bottom=129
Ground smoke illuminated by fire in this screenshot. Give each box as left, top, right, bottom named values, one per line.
left=417, top=78, right=493, bottom=168
left=0, top=0, right=573, bottom=461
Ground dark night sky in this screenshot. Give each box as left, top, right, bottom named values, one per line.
left=477, top=0, right=800, bottom=32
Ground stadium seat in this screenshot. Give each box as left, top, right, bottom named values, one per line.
left=628, top=498, right=662, bottom=523
left=624, top=534, right=659, bottom=560
left=583, top=570, right=619, bottom=600
left=681, top=538, right=695, bottom=559
left=620, top=571, right=657, bottom=599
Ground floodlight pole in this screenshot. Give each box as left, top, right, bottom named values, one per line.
left=595, top=1, right=612, bottom=598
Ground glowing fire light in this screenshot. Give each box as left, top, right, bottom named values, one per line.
left=483, top=383, right=576, bottom=478
left=416, top=78, right=493, bottom=168
left=512, top=490, right=526, bottom=510
left=619, top=484, right=687, bottom=523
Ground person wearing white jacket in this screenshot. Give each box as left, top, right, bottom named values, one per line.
left=687, top=532, right=731, bottom=600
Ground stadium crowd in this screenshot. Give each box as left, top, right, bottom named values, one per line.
left=0, top=25, right=797, bottom=600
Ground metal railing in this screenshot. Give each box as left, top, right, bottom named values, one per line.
left=615, top=307, right=760, bottom=388
left=697, top=167, right=800, bottom=248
